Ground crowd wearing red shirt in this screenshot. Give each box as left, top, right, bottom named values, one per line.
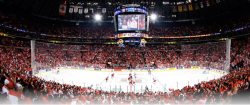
left=0, top=35, right=250, bottom=104
left=0, top=36, right=248, bottom=70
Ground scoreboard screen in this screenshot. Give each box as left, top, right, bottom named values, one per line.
left=117, top=14, right=146, bottom=31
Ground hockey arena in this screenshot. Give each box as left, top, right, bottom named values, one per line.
left=37, top=68, right=225, bottom=93
left=1, top=0, right=250, bottom=104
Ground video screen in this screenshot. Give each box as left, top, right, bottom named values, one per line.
left=118, top=14, right=146, bottom=31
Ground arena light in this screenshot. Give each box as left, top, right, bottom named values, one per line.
left=151, top=14, right=157, bottom=20
left=95, top=14, right=101, bottom=21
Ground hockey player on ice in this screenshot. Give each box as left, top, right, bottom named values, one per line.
left=134, top=73, right=137, bottom=79
left=111, top=73, right=114, bottom=78
left=132, top=80, right=135, bottom=85
left=148, top=69, right=151, bottom=75
left=106, top=77, right=109, bottom=82
left=153, top=78, right=156, bottom=83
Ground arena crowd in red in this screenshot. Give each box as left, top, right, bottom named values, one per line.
left=0, top=36, right=250, bottom=104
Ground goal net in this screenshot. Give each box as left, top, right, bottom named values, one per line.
left=51, top=68, right=57, bottom=73
left=203, top=69, right=210, bottom=74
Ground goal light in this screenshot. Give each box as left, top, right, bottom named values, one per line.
left=151, top=14, right=157, bottom=20
left=95, top=14, right=101, bottom=21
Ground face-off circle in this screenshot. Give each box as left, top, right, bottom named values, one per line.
left=115, top=78, right=147, bottom=84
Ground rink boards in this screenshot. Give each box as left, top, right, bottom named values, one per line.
left=35, top=66, right=227, bottom=75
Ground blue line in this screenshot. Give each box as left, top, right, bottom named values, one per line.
left=151, top=73, right=168, bottom=92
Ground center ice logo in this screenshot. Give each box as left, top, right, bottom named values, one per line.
left=135, top=79, right=142, bottom=83
left=120, top=78, right=142, bottom=83
left=120, top=78, right=127, bottom=82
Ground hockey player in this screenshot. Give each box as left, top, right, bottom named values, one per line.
left=57, top=70, right=59, bottom=74
left=129, top=79, right=133, bottom=85
left=132, top=80, right=135, bottom=85
left=128, top=76, right=131, bottom=81
left=203, top=71, right=206, bottom=74
left=148, top=69, right=151, bottom=75
left=106, top=77, right=109, bottom=82
left=153, top=78, right=156, bottom=83
left=111, top=73, right=114, bottom=78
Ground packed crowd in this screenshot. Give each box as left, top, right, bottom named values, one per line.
left=0, top=37, right=233, bottom=70
left=0, top=37, right=250, bottom=104
left=34, top=41, right=229, bottom=70
left=1, top=36, right=247, bottom=72
left=0, top=10, right=250, bottom=41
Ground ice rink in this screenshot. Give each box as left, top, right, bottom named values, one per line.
left=38, top=69, right=224, bottom=93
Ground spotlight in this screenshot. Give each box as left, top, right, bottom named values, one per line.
left=151, top=14, right=157, bottom=20
left=95, top=14, right=101, bottom=21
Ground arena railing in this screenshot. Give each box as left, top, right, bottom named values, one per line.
left=1, top=23, right=250, bottom=39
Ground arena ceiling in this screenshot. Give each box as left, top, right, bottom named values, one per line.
left=3, top=0, right=249, bottom=22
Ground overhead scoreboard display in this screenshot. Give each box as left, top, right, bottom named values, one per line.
left=114, top=6, right=149, bottom=33
left=118, top=14, right=146, bottom=31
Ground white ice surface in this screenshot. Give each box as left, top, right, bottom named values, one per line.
left=38, top=69, right=223, bottom=93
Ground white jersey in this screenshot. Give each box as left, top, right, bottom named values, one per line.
left=8, top=90, right=19, bottom=105
left=59, top=90, right=63, bottom=94
left=4, top=79, right=10, bottom=85
left=71, top=100, right=77, bottom=105
left=2, top=86, right=9, bottom=94
left=87, top=89, right=91, bottom=93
